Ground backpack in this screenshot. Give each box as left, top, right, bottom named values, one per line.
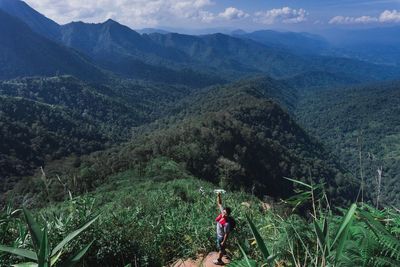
left=227, top=217, right=236, bottom=231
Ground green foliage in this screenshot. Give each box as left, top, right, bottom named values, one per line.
left=30, top=77, right=354, bottom=206
left=231, top=179, right=400, bottom=267
left=2, top=166, right=399, bottom=266
left=245, top=214, right=271, bottom=262
left=0, top=76, right=201, bottom=195
left=296, top=80, right=400, bottom=206
left=0, top=208, right=98, bottom=267
left=4, top=76, right=358, bottom=208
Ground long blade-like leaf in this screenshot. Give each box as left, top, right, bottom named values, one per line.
left=229, top=259, right=258, bottom=267
left=322, top=217, right=330, bottom=249
left=12, top=263, right=38, bottom=267
left=314, top=221, right=326, bottom=249
left=38, top=230, right=49, bottom=267
left=245, top=214, right=270, bottom=261
left=330, top=204, right=357, bottom=264
left=331, top=203, right=357, bottom=248
left=50, top=250, right=63, bottom=267
left=335, top=220, right=353, bottom=264
left=0, top=245, right=38, bottom=261
left=283, top=177, right=312, bottom=189
left=51, top=215, right=99, bottom=257
left=238, top=243, right=255, bottom=267
left=23, top=208, right=43, bottom=252
left=60, top=241, right=94, bottom=267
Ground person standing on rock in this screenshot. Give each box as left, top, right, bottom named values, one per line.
left=213, top=192, right=233, bottom=265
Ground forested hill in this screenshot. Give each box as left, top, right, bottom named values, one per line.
left=172, top=76, right=298, bottom=113
left=0, top=95, right=107, bottom=191
left=285, top=71, right=360, bottom=91
left=0, top=76, right=203, bottom=191
left=296, top=80, right=400, bottom=206
left=11, top=77, right=359, bottom=206
left=0, top=1, right=399, bottom=266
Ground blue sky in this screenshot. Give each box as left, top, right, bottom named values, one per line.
left=25, top=0, right=400, bottom=31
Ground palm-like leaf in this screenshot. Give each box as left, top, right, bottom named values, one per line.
left=0, top=245, right=37, bottom=261
left=245, top=214, right=270, bottom=262
left=1, top=208, right=98, bottom=267
left=38, top=230, right=49, bottom=267
left=51, top=215, right=99, bottom=257
left=22, top=208, right=43, bottom=252
left=12, top=263, right=38, bottom=267
left=331, top=203, right=357, bottom=263
left=59, top=241, right=94, bottom=267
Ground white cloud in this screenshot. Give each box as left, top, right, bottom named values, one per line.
left=25, top=0, right=215, bottom=27
left=329, top=9, right=400, bottom=25
left=218, top=7, right=249, bottom=20
left=254, top=7, right=308, bottom=25
left=379, top=9, right=400, bottom=22
left=329, top=15, right=378, bottom=24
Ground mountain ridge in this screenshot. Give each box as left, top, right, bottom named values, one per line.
left=0, top=0, right=60, bottom=40
left=1, top=0, right=399, bottom=83
left=0, top=9, right=106, bottom=81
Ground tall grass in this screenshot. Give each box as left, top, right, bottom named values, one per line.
left=231, top=178, right=400, bottom=267
left=1, top=159, right=399, bottom=266
left=0, top=208, right=98, bottom=267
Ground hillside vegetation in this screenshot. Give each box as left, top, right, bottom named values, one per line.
left=1, top=161, right=399, bottom=266
left=0, top=2, right=399, bottom=266
left=296, top=81, right=400, bottom=206
left=8, top=77, right=358, bottom=207
left=0, top=76, right=207, bottom=192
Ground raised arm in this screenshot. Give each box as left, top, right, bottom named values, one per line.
left=217, top=192, right=223, bottom=213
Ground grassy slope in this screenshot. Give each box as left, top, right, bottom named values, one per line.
left=23, top=164, right=268, bottom=266
left=3, top=159, right=399, bottom=267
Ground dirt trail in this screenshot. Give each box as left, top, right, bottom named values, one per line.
left=172, top=252, right=230, bottom=267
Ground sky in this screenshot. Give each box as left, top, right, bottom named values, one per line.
left=24, top=0, right=400, bottom=32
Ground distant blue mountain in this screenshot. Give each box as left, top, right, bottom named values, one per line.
left=320, top=27, right=400, bottom=66
left=137, top=28, right=170, bottom=34
left=233, top=29, right=329, bottom=55
left=60, top=19, right=189, bottom=64
left=0, top=0, right=60, bottom=40
left=0, top=0, right=399, bottom=82
left=321, top=27, right=400, bottom=46
left=0, top=9, right=104, bottom=80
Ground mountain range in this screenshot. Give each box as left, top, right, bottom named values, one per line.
left=1, top=1, right=400, bottom=266
left=232, top=29, right=329, bottom=55
left=1, top=0, right=399, bottom=83
left=0, top=9, right=104, bottom=80
left=0, top=0, right=399, bottom=208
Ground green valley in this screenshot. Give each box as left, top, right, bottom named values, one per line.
left=0, top=0, right=399, bottom=266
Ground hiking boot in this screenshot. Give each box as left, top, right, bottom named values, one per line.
left=213, top=259, right=224, bottom=265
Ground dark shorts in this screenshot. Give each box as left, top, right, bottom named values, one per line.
left=216, top=236, right=225, bottom=252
